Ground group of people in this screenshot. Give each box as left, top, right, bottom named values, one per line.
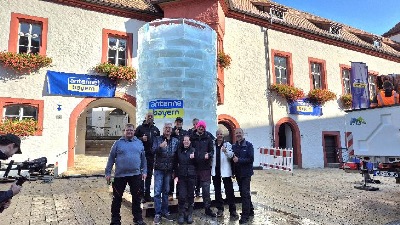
left=105, top=113, right=255, bottom=225
left=0, top=134, right=23, bottom=213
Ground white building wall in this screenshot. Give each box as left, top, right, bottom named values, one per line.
left=0, top=0, right=146, bottom=173
left=222, top=17, right=400, bottom=168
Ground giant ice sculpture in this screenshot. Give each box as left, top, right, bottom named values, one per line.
left=137, top=18, right=217, bottom=134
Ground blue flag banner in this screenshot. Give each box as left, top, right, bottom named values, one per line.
left=350, top=62, right=370, bottom=109
left=46, top=71, right=116, bottom=97
left=288, top=99, right=322, bottom=116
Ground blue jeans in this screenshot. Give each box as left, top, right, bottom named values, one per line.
left=153, top=170, right=172, bottom=215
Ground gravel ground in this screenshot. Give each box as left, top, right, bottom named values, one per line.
left=67, top=155, right=400, bottom=225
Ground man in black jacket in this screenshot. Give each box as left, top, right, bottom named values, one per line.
left=190, top=120, right=216, bottom=217
left=134, top=112, right=160, bottom=202
left=152, top=122, right=179, bottom=224
left=232, top=128, right=255, bottom=224
left=0, top=134, right=23, bottom=212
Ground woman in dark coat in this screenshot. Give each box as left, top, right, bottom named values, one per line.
left=175, top=135, right=196, bottom=224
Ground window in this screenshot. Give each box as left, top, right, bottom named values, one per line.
left=373, top=39, right=382, bottom=48
left=271, top=50, right=293, bottom=85
left=8, top=13, right=48, bottom=55
left=270, top=7, right=285, bottom=20
left=311, top=63, right=322, bottom=89
left=340, top=65, right=351, bottom=94
left=0, top=98, right=44, bottom=135
left=274, top=56, right=287, bottom=84
left=308, top=58, right=327, bottom=89
left=102, top=29, right=133, bottom=66
left=368, top=73, right=377, bottom=99
left=4, top=105, right=37, bottom=121
left=330, top=24, right=341, bottom=35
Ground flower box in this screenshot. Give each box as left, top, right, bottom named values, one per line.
left=339, top=93, right=352, bottom=108
left=0, top=119, right=42, bottom=136
left=217, top=52, right=231, bottom=69
left=270, top=84, right=305, bottom=102
left=94, top=62, right=136, bottom=82
left=0, top=52, right=52, bottom=72
left=306, top=89, right=337, bottom=106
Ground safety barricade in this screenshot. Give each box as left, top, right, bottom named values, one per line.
left=259, top=147, right=293, bottom=175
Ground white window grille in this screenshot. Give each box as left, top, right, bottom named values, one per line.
left=18, top=22, right=42, bottom=54
left=3, top=105, right=38, bottom=121
left=330, top=24, right=341, bottom=35
left=373, top=39, right=382, bottom=48
left=108, top=37, right=127, bottom=66
left=270, top=7, right=284, bottom=20
left=274, top=56, right=288, bottom=84
left=368, top=75, right=377, bottom=99
left=311, top=63, right=322, bottom=89
left=342, top=69, right=351, bottom=94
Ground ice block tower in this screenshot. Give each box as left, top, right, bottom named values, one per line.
left=137, top=18, right=217, bottom=134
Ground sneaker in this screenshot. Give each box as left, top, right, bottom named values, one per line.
left=217, top=209, right=224, bottom=217
left=153, top=214, right=161, bottom=225
left=205, top=208, right=217, bottom=217
left=134, top=220, right=147, bottom=225
left=162, top=212, right=174, bottom=221
left=230, top=212, right=239, bottom=220
left=239, top=218, right=249, bottom=224
left=144, top=195, right=154, bottom=203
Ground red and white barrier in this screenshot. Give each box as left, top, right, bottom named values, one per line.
left=259, top=147, right=293, bottom=175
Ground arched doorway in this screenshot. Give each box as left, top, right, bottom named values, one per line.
left=218, top=114, right=239, bottom=144
left=275, top=117, right=302, bottom=168
left=68, top=93, right=136, bottom=168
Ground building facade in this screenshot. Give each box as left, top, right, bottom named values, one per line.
left=1, top=0, right=400, bottom=172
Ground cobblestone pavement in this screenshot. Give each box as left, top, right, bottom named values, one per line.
left=1, top=155, right=400, bottom=225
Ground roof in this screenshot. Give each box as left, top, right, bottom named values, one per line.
left=383, top=22, right=400, bottom=37
left=75, top=0, right=162, bottom=14
left=226, top=0, right=400, bottom=58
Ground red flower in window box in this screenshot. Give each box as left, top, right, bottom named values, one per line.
left=269, top=84, right=305, bottom=102
left=306, top=89, right=337, bottom=106
left=94, top=62, right=136, bottom=82
left=339, top=93, right=352, bottom=108
left=0, top=118, right=42, bottom=136
left=217, top=52, right=232, bottom=69
left=0, top=52, right=52, bottom=73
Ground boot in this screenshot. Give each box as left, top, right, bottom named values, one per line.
left=178, top=213, right=185, bottom=225
left=205, top=208, right=217, bottom=217
left=187, top=206, right=194, bottom=224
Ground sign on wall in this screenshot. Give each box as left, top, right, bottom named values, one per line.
left=350, top=62, right=370, bottom=109
left=149, top=99, right=184, bottom=118
left=46, top=71, right=116, bottom=97
left=288, top=99, right=322, bottom=116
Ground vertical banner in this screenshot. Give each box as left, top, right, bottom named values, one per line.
left=350, top=62, right=370, bottom=109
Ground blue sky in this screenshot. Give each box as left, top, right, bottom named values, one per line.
left=273, top=0, right=399, bottom=35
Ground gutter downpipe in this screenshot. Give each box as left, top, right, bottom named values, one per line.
left=262, top=25, right=275, bottom=147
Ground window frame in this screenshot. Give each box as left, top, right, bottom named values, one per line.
left=101, top=29, right=133, bottom=67
left=8, top=12, right=48, bottom=55
left=0, top=98, right=44, bottom=136
left=340, top=64, right=351, bottom=94
left=368, top=70, right=379, bottom=100
left=308, top=57, right=327, bottom=90
left=271, top=49, right=293, bottom=86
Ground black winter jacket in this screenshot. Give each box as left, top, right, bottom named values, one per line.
left=152, top=136, right=179, bottom=171
left=171, top=127, right=188, bottom=142
left=175, top=145, right=196, bottom=178
left=134, top=120, right=160, bottom=156
left=190, top=132, right=214, bottom=171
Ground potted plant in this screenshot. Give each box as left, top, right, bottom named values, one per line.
left=269, top=84, right=305, bottom=102
left=0, top=118, right=42, bottom=136
left=339, top=93, right=352, bottom=108
left=0, top=52, right=52, bottom=73
left=306, top=89, right=337, bottom=106
left=94, top=62, right=136, bottom=82
left=217, top=52, right=232, bottom=69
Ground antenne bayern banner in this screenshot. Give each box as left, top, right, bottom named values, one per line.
left=350, top=62, right=370, bottom=109
left=46, top=71, right=116, bottom=97
left=149, top=99, right=184, bottom=119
